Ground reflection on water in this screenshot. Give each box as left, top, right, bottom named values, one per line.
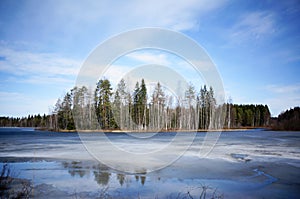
left=3, top=158, right=293, bottom=198
left=62, top=160, right=148, bottom=187
left=94, top=171, right=110, bottom=185
left=62, top=161, right=89, bottom=178
left=139, top=175, right=146, bottom=185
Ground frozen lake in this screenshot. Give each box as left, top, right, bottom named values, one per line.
left=0, top=127, right=300, bottom=198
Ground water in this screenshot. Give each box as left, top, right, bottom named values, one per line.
left=0, top=127, right=300, bottom=198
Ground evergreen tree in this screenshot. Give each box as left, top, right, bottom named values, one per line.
left=132, top=81, right=140, bottom=127
left=139, top=79, right=148, bottom=129
left=132, top=79, right=148, bottom=129
left=274, top=107, right=300, bottom=130
left=94, top=79, right=116, bottom=129
left=56, top=92, right=75, bottom=130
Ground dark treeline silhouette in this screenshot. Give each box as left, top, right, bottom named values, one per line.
left=0, top=114, right=51, bottom=128
left=271, top=107, right=300, bottom=131
left=0, top=78, right=272, bottom=131
left=224, top=104, right=270, bottom=128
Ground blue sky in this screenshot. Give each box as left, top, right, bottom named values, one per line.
left=0, top=0, right=299, bottom=117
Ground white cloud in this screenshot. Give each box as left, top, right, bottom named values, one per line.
left=103, top=51, right=209, bottom=93
left=229, top=11, right=276, bottom=43
left=266, top=96, right=300, bottom=117
left=266, top=84, right=300, bottom=94
left=0, top=91, right=56, bottom=117
left=20, top=75, right=74, bottom=85
left=0, top=0, right=229, bottom=117
left=0, top=47, right=81, bottom=85
left=0, top=91, right=26, bottom=101
left=117, top=0, right=216, bottom=31
left=103, top=64, right=133, bottom=87
left=126, top=52, right=170, bottom=66
left=20, top=0, right=227, bottom=35
left=272, top=49, right=300, bottom=64
left=264, top=84, right=300, bottom=116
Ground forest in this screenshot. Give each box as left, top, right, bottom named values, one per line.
left=0, top=78, right=272, bottom=131
left=271, top=107, right=300, bottom=131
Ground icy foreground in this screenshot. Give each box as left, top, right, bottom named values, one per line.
left=0, top=128, right=299, bottom=198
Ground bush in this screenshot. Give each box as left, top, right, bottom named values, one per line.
left=0, top=163, right=32, bottom=199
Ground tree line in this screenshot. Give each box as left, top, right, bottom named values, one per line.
left=0, top=78, right=272, bottom=131
left=224, top=104, right=271, bottom=128
left=0, top=114, right=51, bottom=128
left=53, top=78, right=220, bottom=131
left=271, top=107, right=300, bottom=131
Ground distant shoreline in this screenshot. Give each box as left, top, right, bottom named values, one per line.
left=34, top=127, right=268, bottom=133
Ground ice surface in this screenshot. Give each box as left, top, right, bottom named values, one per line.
left=1, top=128, right=300, bottom=198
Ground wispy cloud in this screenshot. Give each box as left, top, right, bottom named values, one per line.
left=0, top=46, right=81, bottom=85
left=118, top=0, right=227, bottom=31
left=264, top=84, right=300, bottom=116
left=229, top=11, right=276, bottom=44
left=126, top=52, right=170, bottom=66
left=265, top=84, right=300, bottom=94
left=0, top=91, right=56, bottom=117
left=0, top=91, right=27, bottom=101
left=103, top=64, right=133, bottom=87
left=271, top=49, right=300, bottom=64
left=8, top=0, right=227, bottom=38
left=266, top=96, right=300, bottom=116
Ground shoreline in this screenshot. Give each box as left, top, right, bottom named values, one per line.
left=2, top=126, right=298, bottom=132
left=35, top=127, right=268, bottom=133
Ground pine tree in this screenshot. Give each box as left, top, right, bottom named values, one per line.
left=132, top=79, right=148, bottom=130
left=132, top=81, right=140, bottom=128
left=139, top=79, right=147, bottom=129
left=94, top=79, right=115, bottom=129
